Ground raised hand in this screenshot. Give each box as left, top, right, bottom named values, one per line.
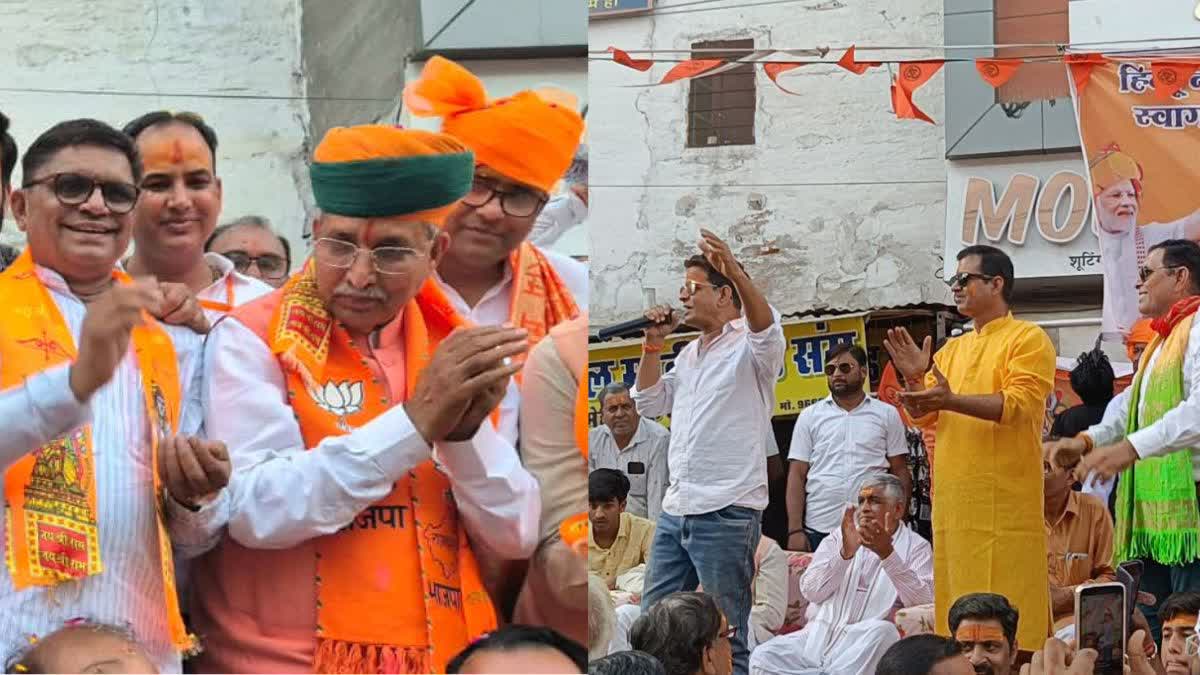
left=1043, top=436, right=1088, bottom=471
left=859, top=511, right=895, bottom=560
left=896, top=365, right=952, bottom=417
left=698, top=228, right=740, bottom=279
left=839, top=506, right=861, bottom=560
left=883, top=327, right=932, bottom=381
left=70, top=279, right=164, bottom=402
left=405, top=326, right=528, bottom=443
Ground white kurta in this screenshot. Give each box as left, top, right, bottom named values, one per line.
left=0, top=265, right=224, bottom=674
left=432, top=246, right=587, bottom=445
left=749, top=525, right=933, bottom=675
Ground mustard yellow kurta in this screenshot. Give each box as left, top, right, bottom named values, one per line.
left=915, top=313, right=1056, bottom=648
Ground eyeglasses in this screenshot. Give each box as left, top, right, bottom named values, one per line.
left=680, top=279, right=717, bottom=297
left=313, top=237, right=428, bottom=275
left=223, top=251, right=288, bottom=280
left=1138, top=264, right=1183, bottom=283
left=1187, top=633, right=1199, bottom=656
left=461, top=178, right=547, bottom=218
left=824, top=362, right=856, bottom=376
left=945, top=272, right=996, bottom=289
left=23, top=172, right=140, bottom=214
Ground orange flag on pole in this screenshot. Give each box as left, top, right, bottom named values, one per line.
left=891, top=61, right=945, bottom=123
left=1066, top=53, right=1107, bottom=95
left=1151, top=61, right=1200, bottom=101
left=764, top=62, right=807, bottom=95
left=836, top=45, right=880, bottom=75
left=660, top=59, right=724, bottom=85
left=607, top=46, right=653, bottom=72
left=975, top=58, right=1022, bottom=88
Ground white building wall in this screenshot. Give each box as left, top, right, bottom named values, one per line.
left=587, top=1, right=951, bottom=325
left=0, top=0, right=312, bottom=261
left=400, top=57, right=589, bottom=258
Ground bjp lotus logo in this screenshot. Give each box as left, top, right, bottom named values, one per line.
left=310, top=380, right=364, bottom=431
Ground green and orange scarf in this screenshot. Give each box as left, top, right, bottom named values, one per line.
left=1114, top=296, right=1200, bottom=565
left=258, top=261, right=496, bottom=674
left=0, top=249, right=194, bottom=653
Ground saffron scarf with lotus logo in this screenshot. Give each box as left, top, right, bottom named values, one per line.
left=0, top=249, right=194, bottom=653
left=261, top=261, right=496, bottom=674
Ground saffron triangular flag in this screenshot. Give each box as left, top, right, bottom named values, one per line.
left=892, top=61, right=944, bottom=124
left=660, top=59, right=724, bottom=85
left=836, top=46, right=880, bottom=75
left=764, top=62, right=806, bottom=95
left=607, top=46, right=653, bottom=72
left=1151, top=61, right=1200, bottom=101
left=975, top=58, right=1022, bottom=88
left=1065, top=53, right=1106, bottom=95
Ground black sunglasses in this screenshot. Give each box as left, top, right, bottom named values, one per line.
left=23, top=172, right=140, bottom=214
left=1138, top=264, right=1182, bottom=283
left=945, top=272, right=996, bottom=288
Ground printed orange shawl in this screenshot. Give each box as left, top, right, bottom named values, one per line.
left=262, top=262, right=495, bottom=674
left=509, top=241, right=579, bottom=367
left=0, top=249, right=193, bottom=652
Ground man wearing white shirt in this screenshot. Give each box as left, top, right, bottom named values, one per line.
left=121, top=111, right=272, bottom=323
left=786, top=343, right=910, bottom=553
left=750, top=475, right=932, bottom=675
left=189, top=125, right=539, bottom=674
left=589, top=382, right=671, bottom=522
left=0, top=119, right=230, bottom=673
left=632, top=228, right=786, bottom=675
left=529, top=184, right=587, bottom=248
left=1049, top=239, right=1200, bottom=638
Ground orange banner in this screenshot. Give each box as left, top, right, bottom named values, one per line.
left=836, top=46, right=879, bottom=75
left=976, top=58, right=1022, bottom=88
left=764, top=62, right=806, bottom=95
left=1072, top=57, right=1200, bottom=340
left=892, top=61, right=944, bottom=124
left=608, top=46, right=653, bottom=72
left=660, top=58, right=723, bottom=84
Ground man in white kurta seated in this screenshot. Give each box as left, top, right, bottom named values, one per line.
left=749, top=474, right=933, bottom=675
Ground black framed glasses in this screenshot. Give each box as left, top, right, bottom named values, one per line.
left=945, top=272, right=996, bottom=289
left=22, top=172, right=140, bottom=214
left=461, top=178, right=547, bottom=218
left=824, top=362, right=855, bottom=377
left=1138, top=264, right=1182, bottom=283
left=313, top=237, right=428, bottom=275
left=223, top=251, right=288, bottom=280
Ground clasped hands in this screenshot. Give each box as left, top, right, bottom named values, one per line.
left=882, top=327, right=954, bottom=418
left=404, top=325, right=528, bottom=444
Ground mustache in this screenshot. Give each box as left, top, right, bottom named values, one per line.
left=333, top=286, right=387, bottom=302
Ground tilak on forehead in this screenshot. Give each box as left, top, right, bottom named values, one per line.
left=955, top=621, right=1007, bottom=644
left=1164, top=614, right=1199, bottom=629
left=139, top=131, right=213, bottom=174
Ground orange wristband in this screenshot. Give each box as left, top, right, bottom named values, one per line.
left=643, top=343, right=664, bottom=353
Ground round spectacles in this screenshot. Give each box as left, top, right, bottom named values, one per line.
left=23, top=172, right=140, bottom=214
left=223, top=251, right=289, bottom=280
left=461, top=178, right=547, bottom=218
left=313, top=237, right=428, bottom=275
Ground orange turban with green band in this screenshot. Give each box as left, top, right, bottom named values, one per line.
left=403, top=56, right=584, bottom=194
left=309, top=124, right=474, bottom=223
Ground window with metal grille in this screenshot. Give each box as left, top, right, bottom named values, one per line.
left=686, top=38, right=756, bottom=148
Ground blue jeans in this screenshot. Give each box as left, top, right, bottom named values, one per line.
left=641, top=505, right=761, bottom=675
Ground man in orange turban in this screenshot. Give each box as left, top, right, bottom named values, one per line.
left=1092, top=144, right=1200, bottom=339
left=189, top=124, right=540, bottom=674
left=1127, top=318, right=1156, bottom=368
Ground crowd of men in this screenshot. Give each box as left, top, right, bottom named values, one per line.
left=587, top=223, right=1200, bottom=674
left=0, top=54, right=592, bottom=675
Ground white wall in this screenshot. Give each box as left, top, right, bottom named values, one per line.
left=0, top=0, right=312, bottom=261
left=400, top=57, right=589, bottom=258
left=1069, top=0, right=1200, bottom=48
left=587, top=1, right=950, bottom=325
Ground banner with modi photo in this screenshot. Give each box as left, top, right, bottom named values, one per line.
left=1068, top=57, right=1200, bottom=341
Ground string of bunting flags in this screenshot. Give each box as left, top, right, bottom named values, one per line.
left=602, top=45, right=1200, bottom=124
